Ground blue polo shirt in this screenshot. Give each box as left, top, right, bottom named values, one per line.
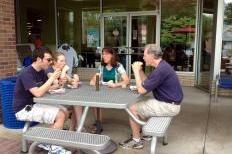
left=142, top=60, right=183, bottom=104
left=13, top=65, right=48, bottom=113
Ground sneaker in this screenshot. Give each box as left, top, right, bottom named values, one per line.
left=37, top=143, right=51, bottom=151
left=142, top=135, right=152, bottom=141
left=48, top=145, right=71, bottom=154
left=119, top=138, right=144, bottom=149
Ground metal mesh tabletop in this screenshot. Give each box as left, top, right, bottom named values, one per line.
left=34, top=84, right=141, bottom=109
left=23, top=127, right=110, bottom=150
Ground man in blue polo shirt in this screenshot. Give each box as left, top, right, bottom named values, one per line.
left=120, top=44, right=183, bottom=149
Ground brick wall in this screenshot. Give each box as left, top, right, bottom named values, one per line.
left=177, top=72, right=195, bottom=87
left=0, top=0, right=17, bottom=78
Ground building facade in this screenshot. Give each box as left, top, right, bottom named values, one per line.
left=0, top=0, right=17, bottom=77
left=0, top=0, right=231, bottom=95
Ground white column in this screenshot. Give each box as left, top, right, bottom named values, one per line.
left=213, top=0, right=225, bottom=80
left=156, top=0, right=161, bottom=46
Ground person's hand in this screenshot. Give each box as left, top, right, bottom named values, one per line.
left=132, top=61, right=143, bottom=73
left=108, top=82, right=117, bottom=88
left=73, top=74, right=80, bottom=82
left=61, top=65, right=69, bottom=78
left=60, top=76, right=67, bottom=85
left=51, top=70, right=61, bottom=80
left=90, top=80, right=95, bottom=86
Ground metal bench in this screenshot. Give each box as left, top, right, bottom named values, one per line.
left=23, top=127, right=111, bottom=154
left=142, top=117, right=172, bottom=154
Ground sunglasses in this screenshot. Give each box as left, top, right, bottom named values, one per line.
left=45, top=58, right=53, bottom=62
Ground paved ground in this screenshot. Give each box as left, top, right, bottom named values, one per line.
left=0, top=87, right=231, bottom=154
left=0, top=138, right=21, bottom=154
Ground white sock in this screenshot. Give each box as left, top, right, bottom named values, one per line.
left=133, top=138, right=141, bottom=142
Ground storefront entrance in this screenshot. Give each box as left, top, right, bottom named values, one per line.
left=101, top=11, right=159, bottom=77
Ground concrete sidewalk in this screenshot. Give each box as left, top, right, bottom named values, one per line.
left=0, top=87, right=231, bottom=154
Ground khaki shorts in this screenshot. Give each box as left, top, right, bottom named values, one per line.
left=134, top=98, right=181, bottom=118
left=15, top=104, right=67, bottom=124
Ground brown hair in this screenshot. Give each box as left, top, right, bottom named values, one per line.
left=32, top=46, right=52, bottom=62
left=101, top=48, right=119, bottom=67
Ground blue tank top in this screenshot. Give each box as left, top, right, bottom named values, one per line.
left=102, top=67, right=116, bottom=83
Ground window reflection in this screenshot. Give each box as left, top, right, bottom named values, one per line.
left=161, top=0, right=197, bottom=72
left=222, top=1, right=232, bottom=76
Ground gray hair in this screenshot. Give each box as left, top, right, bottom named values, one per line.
left=144, top=44, right=163, bottom=59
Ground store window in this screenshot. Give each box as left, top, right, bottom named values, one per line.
left=16, top=0, right=56, bottom=70
left=17, top=0, right=56, bottom=49
left=81, top=10, right=101, bottom=67
left=57, top=9, right=75, bottom=47
left=103, top=0, right=159, bottom=12
left=161, top=0, right=197, bottom=72
left=221, top=0, right=232, bottom=76
left=57, top=0, right=100, bottom=68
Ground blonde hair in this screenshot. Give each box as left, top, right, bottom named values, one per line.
left=52, top=52, right=65, bottom=65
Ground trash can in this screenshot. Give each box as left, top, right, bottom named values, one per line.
left=0, top=77, right=25, bottom=129
left=0, top=81, right=1, bottom=124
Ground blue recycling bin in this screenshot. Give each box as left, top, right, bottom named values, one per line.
left=0, top=77, right=25, bottom=129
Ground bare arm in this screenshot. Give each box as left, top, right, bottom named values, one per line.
left=132, top=62, right=147, bottom=94
left=110, top=73, right=129, bottom=88
left=65, top=74, right=73, bottom=84
left=139, top=69, right=147, bottom=82
left=90, top=73, right=100, bottom=86
left=30, top=70, right=61, bottom=97
left=47, top=72, right=61, bottom=90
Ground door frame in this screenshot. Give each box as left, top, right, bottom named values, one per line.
left=100, top=11, right=160, bottom=76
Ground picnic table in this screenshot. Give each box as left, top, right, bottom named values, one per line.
left=33, top=83, right=146, bottom=153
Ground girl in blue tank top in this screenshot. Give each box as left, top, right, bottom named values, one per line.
left=89, top=47, right=129, bottom=133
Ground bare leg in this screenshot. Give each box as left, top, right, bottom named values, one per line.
left=91, top=108, right=103, bottom=134
left=70, top=106, right=82, bottom=130
left=93, top=108, right=102, bottom=122
left=69, top=110, right=77, bottom=131
left=129, top=105, right=141, bottom=139
left=52, top=110, right=66, bottom=129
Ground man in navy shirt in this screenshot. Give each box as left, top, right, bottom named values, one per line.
left=14, top=47, right=67, bottom=129
left=120, top=44, right=183, bottom=149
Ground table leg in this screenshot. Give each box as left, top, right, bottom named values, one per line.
left=77, top=106, right=89, bottom=132
left=125, top=108, right=146, bottom=126
left=95, top=107, right=103, bottom=134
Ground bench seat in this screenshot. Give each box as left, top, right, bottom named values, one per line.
left=142, top=117, right=172, bottom=154
left=143, top=117, right=172, bottom=137
left=23, top=127, right=111, bottom=154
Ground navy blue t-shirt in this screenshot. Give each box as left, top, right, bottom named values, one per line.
left=45, top=66, right=55, bottom=74
left=13, top=66, right=48, bottom=113
left=142, top=60, right=183, bottom=104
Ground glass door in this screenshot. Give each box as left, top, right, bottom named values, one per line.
left=129, top=13, right=157, bottom=77
left=196, top=0, right=216, bottom=91
left=197, top=13, right=213, bottom=90
left=102, top=14, right=129, bottom=71
left=101, top=11, right=159, bottom=77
